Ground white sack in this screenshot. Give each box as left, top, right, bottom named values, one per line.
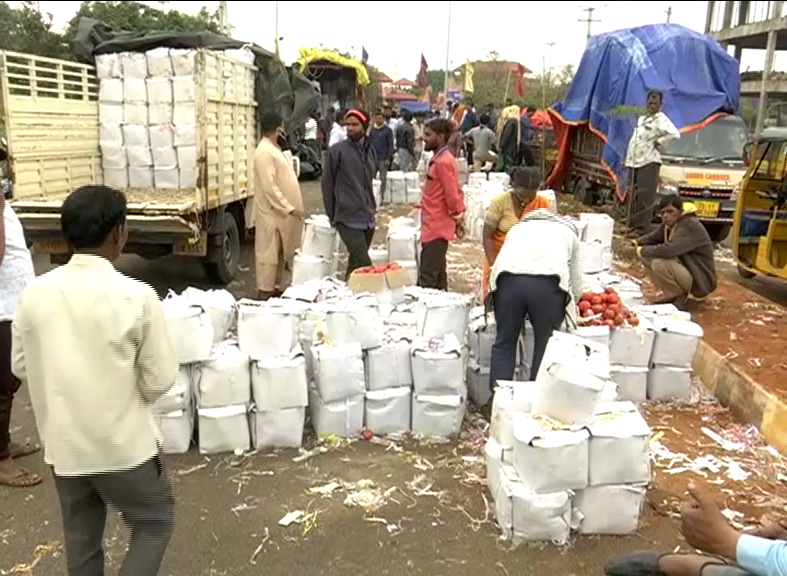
left=172, top=76, right=196, bottom=102
left=292, top=254, right=331, bottom=286
left=467, top=314, right=495, bottom=365
left=650, top=318, right=703, bottom=368
left=174, top=102, right=196, bottom=124
left=154, top=366, right=192, bottom=414
left=195, top=342, right=251, bottom=408
left=575, top=325, right=610, bottom=349
left=387, top=227, right=418, bottom=261
left=170, top=49, right=196, bottom=76
left=173, top=124, right=197, bottom=147
left=123, top=102, right=148, bottom=125
left=152, top=147, right=178, bottom=168
left=364, top=340, right=412, bottom=391
left=149, top=125, right=175, bottom=149
left=180, top=167, right=198, bottom=188
left=411, top=394, right=465, bottom=438
left=609, top=320, right=656, bottom=368
left=466, top=359, right=492, bottom=407
left=251, top=407, right=305, bottom=449
left=180, top=287, right=237, bottom=344
left=301, top=216, right=339, bottom=260
left=580, top=240, right=605, bottom=274
left=104, top=169, right=129, bottom=189
left=485, top=437, right=510, bottom=496
left=411, top=334, right=464, bottom=396
left=156, top=409, right=193, bottom=455
left=308, top=389, right=364, bottom=438
left=101, top=144, right=126, bottom=169
left=490, top=383, right=515, bottom=449
left=99, top=123, right=123, bottom=147
left=324, top=297, right=384, bottom=349
left=120, top=52, right=147, bottom=78
left=574, top=484, right=647, bottom=535
left=587, top=402, right=651, bottom=486
left=237, top=299, right=297, bottom=358
left=98, top=79, right=123, bottom=102
left=161, top=296, right=214, bottom=364
left=127, top=145, right=153, bottom=167
left=145, top=47, right=173, bottom=77
left=368, top=248, right=388, bottom=266
left=647, top=366, right=693, bottom=401
left=146, top=78, right=173, bottom=104
left=197, top=405, right=251, bottom=454
left=98, top=103, right=123, bottom=124
left=128, top=167, right=154, bottom=188
left=415, top=295, right=470, bottom=342
left=364, top=386, right=412, bottom=436
left=610, top=366, right=648, bottom=403
left=251, top=349, right=308, bottom=410
left=96, top=54, right=122, bottom=79
left=176, top=145, right=198, bottom=169
left=312, top=343, right=365, bottom=403
left=123, top=78, right=147, bottom=102
left=149, top=103, right=174, bottom=125
left=579, top=213, right=614, bottom=247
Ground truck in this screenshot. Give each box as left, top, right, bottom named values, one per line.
left=1, top=22, right=318, bottom=284
left=546, top=24, right=746, bottom=242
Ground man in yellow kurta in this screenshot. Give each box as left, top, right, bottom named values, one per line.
left=254, top=111, right=306, bottom=299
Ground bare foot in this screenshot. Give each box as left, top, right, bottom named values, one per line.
left=0, top=458, right=42, bottom=487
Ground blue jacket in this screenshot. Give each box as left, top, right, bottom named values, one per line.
left=368, top=125, right=394, bottom=161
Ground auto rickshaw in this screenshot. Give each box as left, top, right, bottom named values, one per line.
left=731, top=127, right=787, bottom=280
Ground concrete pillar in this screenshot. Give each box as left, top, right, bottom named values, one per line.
left=722, top=1, right=734, bottom=28
left=705, top=0, right=716, bottom=33
left=755, top=1, right=783, bottom=135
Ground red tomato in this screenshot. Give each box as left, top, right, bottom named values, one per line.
left=581, top=308, right=594, bottom=318
left=613, top=314, right=626, bottom=326
left=603, top=319, right=615, bottom=327
left=603, top=309, right=616, bottom=320
left=628, top=315, right=640, bottom=327
left=606, top=293, right=620, bottom=304
left=578, top=301, right=591, bottom=312
left=591, top=304, right=605, bottom=314
left=607, top=304, right=620, bottom=314
left=590, top=295, right=603, bottom=306
left=605, top=286, right=617, bottom=294
left=581, top=292, right=595, bottom=302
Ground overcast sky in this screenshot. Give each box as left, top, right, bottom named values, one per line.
left=23, top=1, right=780, bottom=78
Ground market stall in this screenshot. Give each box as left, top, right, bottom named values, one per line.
left=294, top=47, right=370, bottom=114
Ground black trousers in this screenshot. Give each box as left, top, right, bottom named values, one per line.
left=629, top=162, right=661, bottom=235
left=0, top=320, right=20, bottom=461
left=336, top=223, right=374, bottom=280
left=54, top=455, right=175, bottom=576
left=418, top=239, right=449, bottom=290
left=489, top=273, right=567, bottom=394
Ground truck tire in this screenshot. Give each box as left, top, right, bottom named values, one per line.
left=203, top=211, right=241, bottom=285
left=737, top=264, right=756, bottom=279
left=704, top=222, right=731, bottom=243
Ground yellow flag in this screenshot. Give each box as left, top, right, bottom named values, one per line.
left=464, top=59, right=474, bottom=93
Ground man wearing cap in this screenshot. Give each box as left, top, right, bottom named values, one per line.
left=321, top=109, right=378, bottom=279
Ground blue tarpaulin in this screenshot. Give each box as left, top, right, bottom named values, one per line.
left=399, top=100, right=431, bottom=113
left=549, top=23, right=740, bottom=199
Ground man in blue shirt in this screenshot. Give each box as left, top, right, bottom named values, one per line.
left=368, top=110, right=394, bottom=203
left=606, top=482, right=787, bottom=576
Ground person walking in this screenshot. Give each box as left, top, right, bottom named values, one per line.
left=487, top=209, right=582, bottom=402
left=418, top=118, right=466, bottom=290
left=12, top=184, right=177, bottom=576
left=254, top=111, right=306, bottom=300
left=395, top=110, right=416, bottom=171
left=466, top=114, right=497, bottom=172
left=0, top=192, right=41, bottom=488
left=321, top=109, right=378, bottom=279
left=369, top=110, right=394, bottom=203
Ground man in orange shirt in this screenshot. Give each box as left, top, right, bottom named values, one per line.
left=418, top=118, right=466, bottom=290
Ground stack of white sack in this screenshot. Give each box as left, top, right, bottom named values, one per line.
left=294, top=215, right=340, bottom=285
left=363, top=329, right=413, bottom=437
left=237, top=298, right=308, bottom=450
left=382, top=171, right=421, bottom=204
left=387, top=218, right=421, bottom=276
left=157, top=288, right=235, bottom=453
left=462, top=173, right=509, bottom=241
left=576, top=213, right=615, bottom=274
left=95, top=47, right=253, bottom=190
left=465, top=306, right=532, bottom=407
left=486, top=330, right=651, bottom=543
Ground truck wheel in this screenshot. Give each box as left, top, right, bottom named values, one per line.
left=203, top=211, right=241, bottom=285
left=737, top=264, right=756, bottom=279
left=704, top=222, right=731, bottom=243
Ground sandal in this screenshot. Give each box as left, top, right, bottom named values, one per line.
left=0, top=467, right=43, bottom=488
left=9, top=441, right=41, bottom=459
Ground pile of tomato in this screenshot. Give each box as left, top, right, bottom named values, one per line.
left=577, top=287, right=640, bottom=328
left=355, top=262, right=402, bottom=275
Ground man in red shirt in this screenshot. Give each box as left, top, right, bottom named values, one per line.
left=418, top=118, right=466, bottom=290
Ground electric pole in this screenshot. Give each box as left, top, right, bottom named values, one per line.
left=218, top=1, right=229, bottom=35
left=274, top=1, right=280, bottom=58
left=579, top=6, right=602, bottom=40
left=666, top=5, right=673, bottom=22
left=544, top=42, right=556, bottom=88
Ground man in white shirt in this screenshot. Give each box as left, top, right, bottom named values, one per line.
left=488, top=209, right=582, bottom=404
left=12, top=185, right=178, bottom=575
left=329, top=109, right=347, bottom=148
left=0, top=192, right=41, bottom=487
left=624, top=89, right=681, bottom=236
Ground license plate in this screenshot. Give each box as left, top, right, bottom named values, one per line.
left=173, top=235, right=208, bottom=256
left=694, top=200, right=720, bottom=218
left=33, top=240, right=68, bottom=254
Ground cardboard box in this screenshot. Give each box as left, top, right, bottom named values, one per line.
left=347, top=268, right=412, bottom=305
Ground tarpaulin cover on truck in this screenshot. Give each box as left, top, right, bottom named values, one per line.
left=546, top=23, right=740, bottom=201
left=72, top=17, right=320, bottom=139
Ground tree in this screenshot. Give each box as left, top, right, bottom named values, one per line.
left=0, top=1, right=69, bottom=59
left=486, top=50, right=501, bottom=62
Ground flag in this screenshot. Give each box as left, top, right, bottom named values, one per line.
left=417, top=54, right=428, bottom=88
left=464, top=59, right=474, bottom=93
left=361, top=46, right=368, bottom=65
left=515, top=64, right=526, bottom=97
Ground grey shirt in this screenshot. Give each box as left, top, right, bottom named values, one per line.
left=467, top=126, right=496, bottom=156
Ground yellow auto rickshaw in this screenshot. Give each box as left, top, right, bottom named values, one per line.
left=732, top=127, right=787, bottom=280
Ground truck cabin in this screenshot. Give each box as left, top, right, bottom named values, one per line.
left=300, top=59, right=364, bottom=117
left=661, top=115, right=748, bottom=169
left=735, top=127, right=787, bottom=278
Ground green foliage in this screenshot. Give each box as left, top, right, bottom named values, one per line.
left=608, top=105, right=648, bottom=117
left=0, top=1, right=69, bottom=59
left=456, top=62, right=576, bottom=109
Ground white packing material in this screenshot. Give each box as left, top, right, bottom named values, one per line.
left=404, top=172, right=419, bottom=191
left=369, top=249, right=388, bottom=266
left=512, top=414, right=590, bottom=492
left=146, top=78, right=173, bottom=104
left=364, top=386, right=412, bottom=436
left=161, top=295, right=214, bottom=364
left=156, top=409, right=193, bottom=454
left=170, top=49, right=196, bottom=76
left=609, top=318, right=656, bottom=368
left=610, top=366, right=648, bottom=403
left=587, top=402, right=651, bottom=486
left=149, top=125, right=175, bottom=149
left=312, top=342, right=365, bottom=403
left=237, top=299, right=297, bottom=358
left=123, top=77, right=147, bottom=102
left=372, top=179, right=382, bottom=205
left=324, top=297, right=384, bottom=349
left=411, top=394, right=466, bottom=438
left=301, top=216, right=339, bottom=260
left=153, top=147, right=178, bottom=168
left=467, top=312, right=495, bottom=365
left=414, top=293, right=470, bottom=342
left=601, top=379, right=619, bottom=402
left=197, top=405, right=251, bottom=454
left=575, top=325, right=610, bottom=349
left=172, top=76, right=196, bottom=102
left=494, top=464, right=573, bottom=544
left=145, top=47, right=173, bottom=77
left=180, top=287, right=237, bottom=343
left=99, top=78, right=123, bottom=102
left=120, top=52, right=147, bottom=78
left=128, top=167, right=154, bottom=188
left=251, top=349, right=308, bottom=410
left=387, top=171, right=407, bottom=204
left=399, top=260, right=418, bottom=286
left=387, top=227, right=418, bottom=261
left=647, top=366, right=693, bottom=400
left=308, top=389, right=364, bottom=437
left=390, top=216, right=416, bottom=229
left=364, top=339, right=412, bottom=391
left=177, top=146, right=198, bottom=170
left=580, top=240, right=605, bottom=274
left=251, top=406, right=305, bottom=449
left=292, top=254, right=331, bottom=286
left=650, top=318, right=704, bottom=368
left=101, top=144, right=127, bottom=169
left=98, top=103, right=123, bottom=124
left=104, top=169, right=129, bottom=189
left=155, top=366, right=192, bottom=414
left=180, top=167, right=198, bottom=188
left=173, top=124, right=197, bottom=147
left=174, top=102, right=196, bottom=125
left=490, top=383, right=515, bottom=448
left=411, top=334, right=464, bottom=396
left=149, top=103, right=174, bottom=125
left=96, top=54, right=122, bottom=79
left=195, top=341, right=251, bottom=408
left=574, top=484, right=647, bottom=535
left=124, top=102, right=148, bottom=125
left=579, top=213, right=615, bottom=247
left=466, top=358, right=492, bottom=407
left=99, top=123, right=123, bottom=147
left=532, top=331, right=610, bottom=424
left=485, top=437, right=507, bottom=495
left=127, top=145, right=153, bottom=167
left=123, top=124, right=149, bottom=148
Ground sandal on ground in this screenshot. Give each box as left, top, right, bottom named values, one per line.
left=0, top=467, right=43, bottom=488
left=605, top=551, right=732, bottom=576
left=9, top=441, right=41, bottom=459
